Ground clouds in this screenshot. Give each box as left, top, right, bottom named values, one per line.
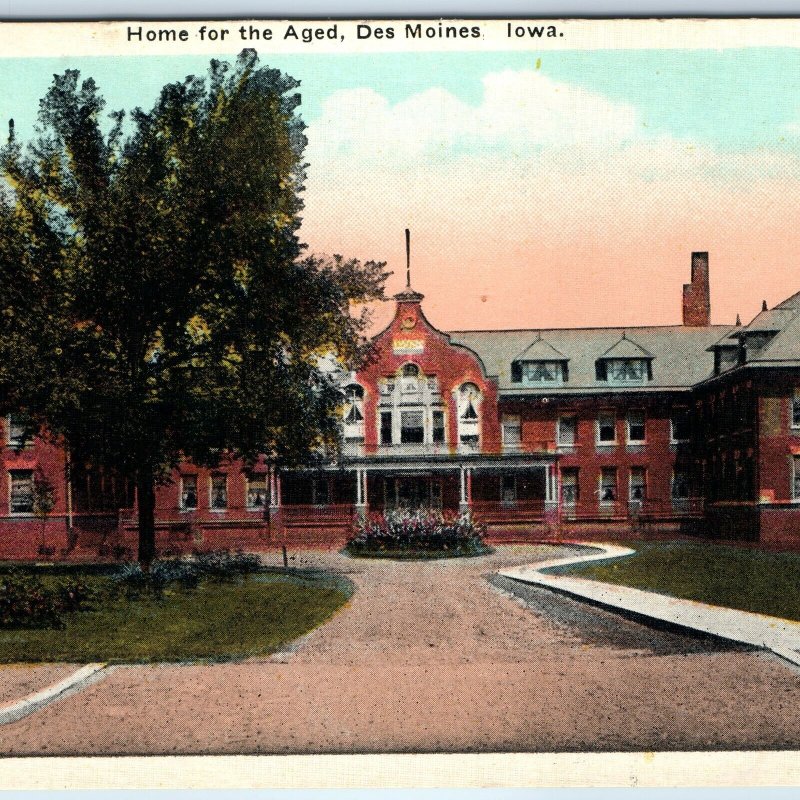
left=306, top=69, right=642, bottom=166
left=300, top=68, right=800, bottom=332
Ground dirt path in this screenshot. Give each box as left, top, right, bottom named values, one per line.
left=1, top=545, right=799, bottom=754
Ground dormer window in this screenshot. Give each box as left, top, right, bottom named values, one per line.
left=513, top=361, right=566, bottom=386
left=596, top=333, right=653, bottom=386
left=511, top=335, right=569, bottom=386
left=606, top=358, right=649, bottom=385
left=714, top=345, right=738, bottom=375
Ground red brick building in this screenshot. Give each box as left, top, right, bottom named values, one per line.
left=1, top=252, right=799, bottom=559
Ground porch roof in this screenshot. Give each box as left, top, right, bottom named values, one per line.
left=325, top=452, right=558, bottom=471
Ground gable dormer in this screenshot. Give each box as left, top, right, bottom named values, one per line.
left=510, top=333, right=569, bottom=385
left=596, top=333, right=653, bottom=384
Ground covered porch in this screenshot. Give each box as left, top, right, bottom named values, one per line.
left=275, top=455, right=561, bottom=530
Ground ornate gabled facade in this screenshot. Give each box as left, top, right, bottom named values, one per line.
left=0, top=250, right=799, bottom=560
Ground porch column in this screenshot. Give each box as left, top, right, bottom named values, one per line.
left=269, top=467, right=278, bottom=508
left=466, top=468, right=473, bottom=505
left=545, top=464, right=557, bottom=514
left=459, top=465, right=469, bottom=513
left=355, top=468, right=367, bottom=521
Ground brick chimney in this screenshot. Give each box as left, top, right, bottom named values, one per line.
left=682, top=251, right=710, bottom=326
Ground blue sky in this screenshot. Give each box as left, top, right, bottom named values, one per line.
left=4, top=47, right=800, bottom=331
left=3, top=48, right=800, bottom=152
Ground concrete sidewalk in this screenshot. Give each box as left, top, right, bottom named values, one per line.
left=499, top=543, right=800, bottom=668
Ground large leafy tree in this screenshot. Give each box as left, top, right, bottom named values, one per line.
left=0, top=50, right=387, bottom=566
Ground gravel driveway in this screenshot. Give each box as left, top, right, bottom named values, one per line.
left=1, top=544, right=799, bottom=754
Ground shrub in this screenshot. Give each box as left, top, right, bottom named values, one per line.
left=0, top=570, right=94, bottom=629
left=345, top=509, right=490, bottom=558
left=190, top=549, right=262, bottom=581
left=111, top=549, right=262, bottom=596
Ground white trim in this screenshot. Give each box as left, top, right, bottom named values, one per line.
left=557, top=415, right=577, bottom=446
left=179, top=474, right=198, bottom=511
left=670, top=409, right=690, bottom=444
left=209, top=473, right=228, bottom=511
left=628, top=466, right=647, bottom=502
left=626, top=410, right=646, bottom=444
left=596, top=412, right=617, bottom=446
left=8, top=469, right=34, bottom=516
left=791, top=390, right=800, bottom=430
left=5, top=413, right=30, bottom=449
left=245, top=473, right=268, bottom=510
left=598, top=467, right=618, bottom=504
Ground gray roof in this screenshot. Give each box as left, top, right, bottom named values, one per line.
left=738, top=307, right=795, bottom=334
left=600, top=333, right=653, bottom=360
left=748, top=310, right=800, bottom=365
left=513, top=334, right=568, bottom=362
left=737, top=289, right=800, bottom=366
left=448, top=325, right=732, bottom=394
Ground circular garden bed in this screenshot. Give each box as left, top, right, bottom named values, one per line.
left=343, top=509, right=492, bottom=560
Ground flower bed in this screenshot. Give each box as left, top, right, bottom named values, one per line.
left=344, top=509, right=492, bottom=559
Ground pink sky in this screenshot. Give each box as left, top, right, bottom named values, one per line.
left=298, top=73, right=800, bottom=334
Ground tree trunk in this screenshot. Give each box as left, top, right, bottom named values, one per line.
left=137, top=467, right=156, bottom=570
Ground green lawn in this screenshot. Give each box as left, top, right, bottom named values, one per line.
left=0, top=568, right=352, bottom=663
left=557, top=541, right=800, bottom=621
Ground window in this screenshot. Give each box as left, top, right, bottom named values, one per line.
left=9, top=470, right=34, bottom=515
left=501, top=414, right=521, bottom=447
left=627, top=411, right=646, bottom=443
left=380, top=411, right=393, bottom=445
left=600, top=468, right=617, bottom=503
left=458, top=383, right=481, bottom=448
left=606, top=358, right=648, bottom=385
left=671, top=410, right=690, bottom=442
left=557, top=416, right=577, bottom=446
left=181, top=475, right=198, bottom=510
left=210, top=474, right=228, bottom=510
left=597, top=412, right=616, bottom=444
left=400, top=410, right=424, bottom=444
left=561, top=468, right=579, bottom=505
left=501, top=474, right=517, bottom=502
left=792, top=391, right=800, bottom=429
left=671, top=471, right=690, bottom=499
left=432, top=410, right=446, bottom=444
left=343, top=384, right=364, bottom=424
left=401, top=363, right=420, bottom=394
left=246, top=475, right=267, bottom=509
left=629, top=467, right=646, bottom=501
left=519, top=361, right=564, bottom=385
left=793, top=456, right=800, bottom=501
left=6, top=414, right=30, bottom=448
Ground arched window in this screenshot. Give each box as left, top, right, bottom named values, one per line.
left=457, top=383, right=481, bottom=450
left=342, top=383, right=365, bottom=442
left=400, top=363, right=421, bottom=395
left=343, top=384, right=364, bottom=424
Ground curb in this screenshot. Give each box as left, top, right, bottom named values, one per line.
left=0, top=663, right=110, bottom=725
left=499, top=542, right=800, bottom=669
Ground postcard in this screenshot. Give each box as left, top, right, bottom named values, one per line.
left=0, top=16, right=799, bottom=790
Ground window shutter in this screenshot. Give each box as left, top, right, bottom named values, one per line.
left=511, top=361, right=522, bottom=383
left=595, top=360, right=607, bottom=381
